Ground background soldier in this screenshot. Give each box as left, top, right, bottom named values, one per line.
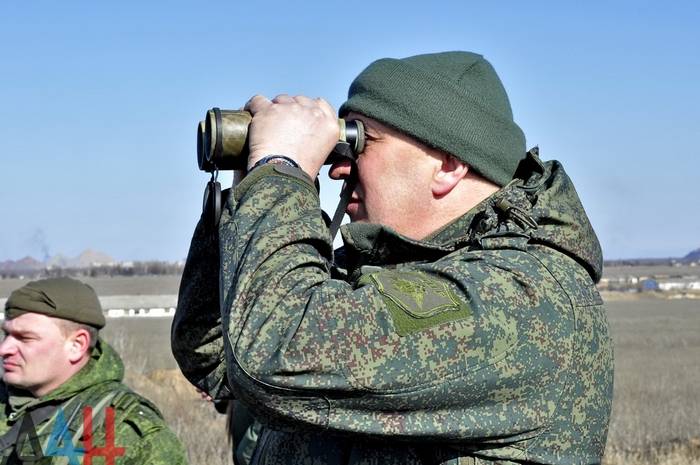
left=173, top=51, right=613, bottom=464
left=0, top=277, right=188, bottom=464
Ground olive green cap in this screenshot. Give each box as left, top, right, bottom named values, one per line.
left=339, top=51, right=526, bottom=186
left=4, top=277, right=105, bottom=328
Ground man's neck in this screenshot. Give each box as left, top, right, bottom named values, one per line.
left=415, top=174, right=501, bottom=241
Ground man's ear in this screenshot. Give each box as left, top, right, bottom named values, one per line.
left=432, top=154, right=469, bottom=197
left=67, top=329, right=91, bottom=363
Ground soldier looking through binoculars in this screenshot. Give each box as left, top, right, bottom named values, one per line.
left=173, top=51, right=613, bottom=465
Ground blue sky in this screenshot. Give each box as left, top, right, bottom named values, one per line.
left=1, top=1, right=698, bottom=262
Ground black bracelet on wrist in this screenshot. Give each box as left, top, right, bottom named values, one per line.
left=249, top=155, right=300, bottom=172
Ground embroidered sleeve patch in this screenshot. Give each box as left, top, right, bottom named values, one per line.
left=359, top=270, right=472, bottom=336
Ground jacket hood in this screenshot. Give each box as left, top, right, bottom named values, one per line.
left=5, top=338, right=124, bottom=415
left=340, top=150, right=603, bottom=283
left=515, top=151, right=603, bottom=282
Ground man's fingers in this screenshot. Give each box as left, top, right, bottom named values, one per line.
left=271, top=94, right=294, bottom=104
left=289, top=95, right=315, bottom=107
left=290, top=96, right=334, bottom=116
left=314, top=97, right=336, bottom=118
left=244, top=94, right=272, bottom=114
left=249, top=94, right=334, bottom=118
left=195, top=388, right=213, bottom=402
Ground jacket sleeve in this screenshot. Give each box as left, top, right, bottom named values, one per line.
left=220, top=165, right=360, bottom=396
left=171, top=191, right=232, bottom=400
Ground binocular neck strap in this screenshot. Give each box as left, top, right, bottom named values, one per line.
left=328, top=163, right=358, bottom=242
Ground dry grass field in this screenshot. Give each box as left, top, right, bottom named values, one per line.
left=604, top=265, right=700, bottom=280
left=603, top=297, right=700, bottom=464
left=102, top=319, right=231, bottom=465
left=0, top=276, right=181, bottom=297
left=2, top=277, right=699, bottom=464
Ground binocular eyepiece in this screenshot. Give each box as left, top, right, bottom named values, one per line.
left=197, top=108, right=365, bottom=172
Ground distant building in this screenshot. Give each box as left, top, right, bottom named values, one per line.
left=105, top=307, right=176, bottom=318
left=658, top=278, right=700, bottom=291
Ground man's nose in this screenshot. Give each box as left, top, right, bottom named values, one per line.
left=0, top=337, right=16, bottom=357
left=329, top=159, right=353, bottom=180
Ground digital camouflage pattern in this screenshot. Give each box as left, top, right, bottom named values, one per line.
left=172, top=150, right=613, bottom=464
left=0, top=339, right=188, bottom=465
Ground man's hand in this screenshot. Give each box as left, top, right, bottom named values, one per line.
left=244, top=94, right=339, bottom=179
left=195, top=388, right=214, bottom=402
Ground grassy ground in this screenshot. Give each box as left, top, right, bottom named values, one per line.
left=603, top=298, right=700, bottom=464
left=603, top=265, right=700, bottom=280
left=102, top=318, right=231, bottom=465
left=0, top=275, right=182, bottom=297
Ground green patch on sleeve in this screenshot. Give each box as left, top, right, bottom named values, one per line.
left=360, top=270, right=472, bottom=336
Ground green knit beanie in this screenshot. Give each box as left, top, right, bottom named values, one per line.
left=339, top=51, right=526, bottom=186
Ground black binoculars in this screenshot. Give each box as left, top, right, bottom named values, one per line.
left=196, top=108, right=365, bottom=172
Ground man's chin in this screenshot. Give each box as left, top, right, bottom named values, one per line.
left=347, top=211, right=368, bottom=223
left=2, top=372, right=23, bottom=386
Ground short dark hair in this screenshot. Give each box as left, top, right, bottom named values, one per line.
left=57, top=319, right=99, bottom=350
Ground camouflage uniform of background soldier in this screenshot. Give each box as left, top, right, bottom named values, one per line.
left=0, top=277, right=188, bottom=465
left=172, top=51, right=614, bottom=464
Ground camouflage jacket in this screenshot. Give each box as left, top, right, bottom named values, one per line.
left=172, top=152, right=613, bottom=464
left=0, top=340, right=188, bottom=465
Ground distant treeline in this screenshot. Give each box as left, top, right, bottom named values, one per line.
left=0, top=261, right=184, bottom=280
left=604, top=257, right=695, bottom=267
left=3, top=258, right=698, bottom=280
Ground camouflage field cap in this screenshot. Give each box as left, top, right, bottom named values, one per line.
left=4, top=277, right=105, bottom=328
